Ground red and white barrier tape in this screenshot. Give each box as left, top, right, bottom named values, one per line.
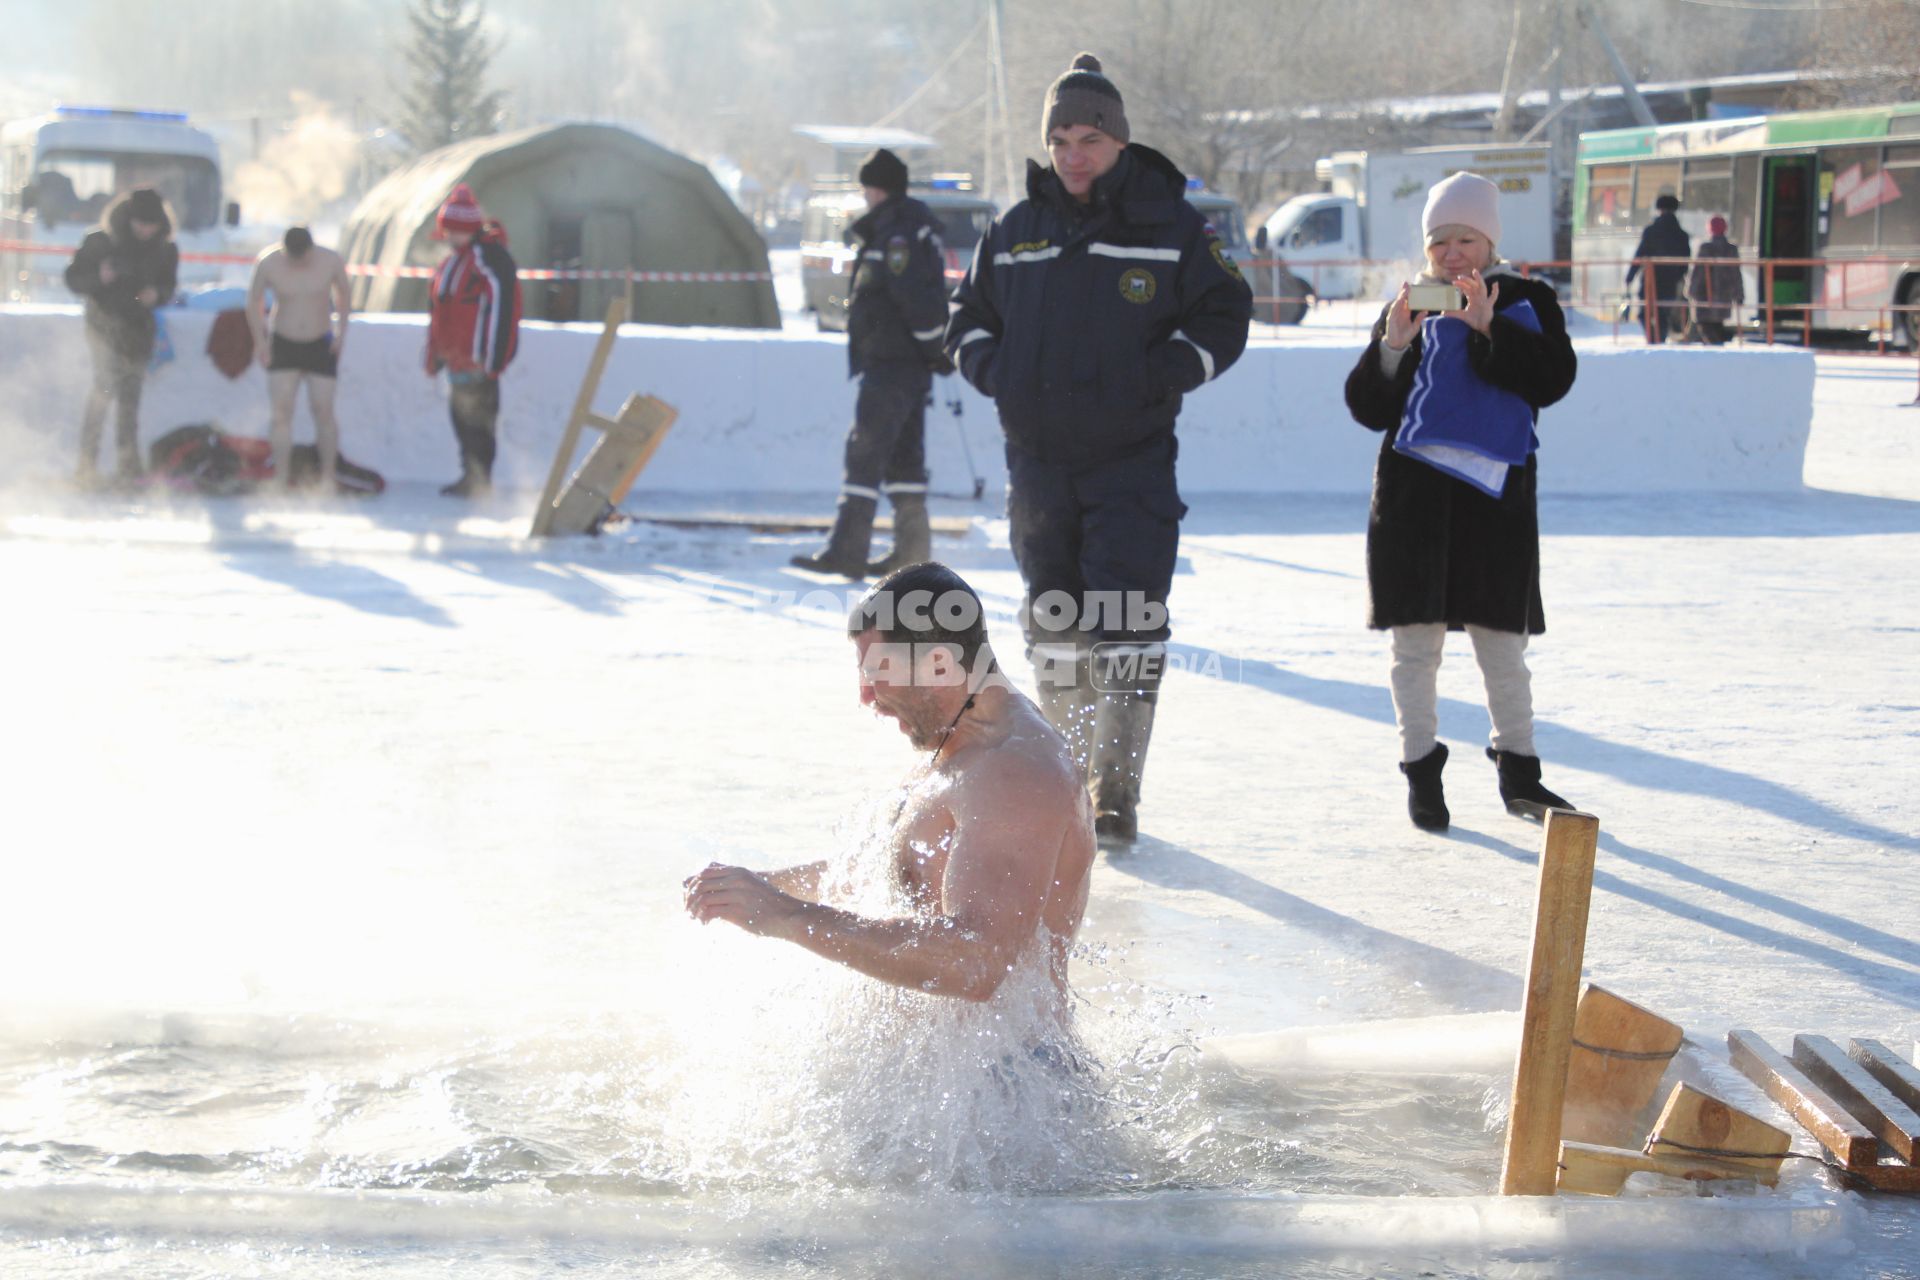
left=0, top=239, right=770, bottom=284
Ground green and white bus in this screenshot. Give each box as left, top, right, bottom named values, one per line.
left=1574, top=102, right=1920, bottom=344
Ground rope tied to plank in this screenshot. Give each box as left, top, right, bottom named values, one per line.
left=1571, top=1038, right=1681, bottom=1062
left=1644, top=1136, right=1831, bottom=1164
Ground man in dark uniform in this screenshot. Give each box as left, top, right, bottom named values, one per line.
left=1623, top=192, right=1691, bottom=344
left=946, top=53, right=1252, bottom=845
left=792, top=149, right=953, bottom=577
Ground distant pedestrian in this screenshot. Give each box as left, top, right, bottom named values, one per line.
left=425, top=183, right=521, bottom=497
left=790, top=148, right=953, bottom=578
left=1343, top=172, right=1579, bottom=833
left=1623, top=193, right=1690, bottom=344
left=248, top=226, right=352, bottom=492
left=1687, top=215, right=1743, bottom=345
left=64, top=187, right=178, bottom=487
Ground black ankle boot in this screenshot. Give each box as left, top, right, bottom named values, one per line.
left=1486, top=748, right=1572, bottom=822
left=1399, top=743, right=1450, bottom=832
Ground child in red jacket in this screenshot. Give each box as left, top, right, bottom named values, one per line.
left=425, top=184, right=521, bottom=497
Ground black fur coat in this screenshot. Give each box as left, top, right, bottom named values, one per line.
left=1342, top=270, right=1577, bottom=634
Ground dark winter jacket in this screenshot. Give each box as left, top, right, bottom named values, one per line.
left=946, top=145, right=1253, bottom=467
left=845, top=193, right=951, bottom=377
left=64, top=194, right=179, bottom=360
left=1623, top=211, right=1691, bottom=298
left=1343, top=268, right=1577, bottom=634
left=1687, top=234, right=1744, bottom=323
left=426, top=223, right=521, bottom=378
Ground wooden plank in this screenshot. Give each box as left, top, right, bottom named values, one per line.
left=1850, top=1039, right=1920, bottom=1116
left=1558, top=1140, right=1772, bottom=1197
left=1727, top=1029, right=1879, bottom=1171
left=1500, top=808, right=1600, bottom=1196
left=1795, top=1035, right=1920, bottom=1166
left=1645, top=1081, right=1789, bottom=1179
left=1561, top=984, right=1685, bottom=1146
left=607, top=395, right=678, bottom=506
left=530, top=296, right=627, bottom=538
left=625, top=512, right=973, bottom=536
left=1845, top=1162, right=1920, bottom=1193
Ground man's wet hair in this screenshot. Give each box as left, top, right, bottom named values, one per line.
left=284, top=226, right=314, bottom=257
left=848, top=562, right=989, bottom=670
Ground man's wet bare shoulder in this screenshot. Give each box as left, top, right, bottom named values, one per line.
left=945, top=692, right=1097, bottom=940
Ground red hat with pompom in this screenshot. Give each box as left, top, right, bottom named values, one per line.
left=433, top=183, right=486, bottom=238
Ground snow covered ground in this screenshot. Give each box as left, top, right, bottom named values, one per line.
left=0, top=340, right=1916, bottom=1276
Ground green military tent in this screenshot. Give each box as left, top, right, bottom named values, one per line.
left=341, top=122, right=779, bottom=329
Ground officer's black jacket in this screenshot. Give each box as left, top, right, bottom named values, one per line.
left=845, top=194, right=950, bottom=377
left=945, top=144, right=1252, bottom=466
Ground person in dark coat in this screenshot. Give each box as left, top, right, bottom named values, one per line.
left=946, top=53, right=1253, bottom=846
left=1343, top=172, right=1578, bottom=833
left=63, top=187, right=179, bottom=485
left=791, top=148, right=953, bottom=578
left=1622, top=192, right=1690, bottom=344
left=1686, top=215, right=1744, bottom=345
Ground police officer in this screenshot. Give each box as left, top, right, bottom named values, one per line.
left=792, top=148, right=953, bottom=577
left=946, top=53, right=1252, bottom=845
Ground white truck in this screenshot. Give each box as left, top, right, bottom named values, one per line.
left=1260, top=144, right=1554, bottom=300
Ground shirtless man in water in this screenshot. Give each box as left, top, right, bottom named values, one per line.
left=247, top=227, right=351, bottom=492
left=685, top=562, right=1097, bottom=1007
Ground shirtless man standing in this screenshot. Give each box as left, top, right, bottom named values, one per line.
left=684, top=562, right=1097, bottom=1012
left=248, top=226, right=351, bottom=493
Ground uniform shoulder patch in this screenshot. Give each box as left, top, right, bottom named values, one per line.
left=1210, top=237, right=1244, bottom=282
left=886, top=234, right=910, bottom=275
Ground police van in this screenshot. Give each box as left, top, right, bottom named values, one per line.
left=800, top=174, right=996, bottom=332
left=0, top=105, right=237, bottom=301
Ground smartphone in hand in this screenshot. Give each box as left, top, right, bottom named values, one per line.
left=1407, top=283, right=1466, bottom=313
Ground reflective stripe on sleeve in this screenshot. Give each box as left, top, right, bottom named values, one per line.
left=1172, top=331, right=1216, bottom=382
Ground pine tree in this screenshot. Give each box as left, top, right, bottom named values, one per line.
left=396, top=0, right=506, bottom=155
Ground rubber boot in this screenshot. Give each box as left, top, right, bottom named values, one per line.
left=112, top=406, right=143, bottom=486
left=866, top=492, right=931, bottom=577
left=1086, top=643, right=1165, bottom=847
left=440, top=460, right=491, bottom=498
left=76, top=393, right=107, bottom=487
left=1399, top=743, right=1450, bottom=833
left=1030, top=644, right=1096, bottom=771
left=790, top=494, right=877, bottom=578
left=1088, top=691, right=1157, bottom=847
left=1486, top=747, right=1572, bottom=822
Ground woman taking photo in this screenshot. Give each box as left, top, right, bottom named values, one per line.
left=1343, top=172, right=1577, bottom=833
left=65, top=186, right=178, bottom=486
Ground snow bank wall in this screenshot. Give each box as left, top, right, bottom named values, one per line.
left=0, top=307, right=1813, bottom=494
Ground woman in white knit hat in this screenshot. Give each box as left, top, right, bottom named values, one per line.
left=1342, top=171, right=1579, bottom=833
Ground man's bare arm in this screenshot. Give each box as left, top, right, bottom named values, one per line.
left=761, top=860, right=828, bottom=900
left=686, top=765, right=1066, bottom=1000
left=246, top=255, right=274, bottom=349
left=331, top=256, right=352, bottom=350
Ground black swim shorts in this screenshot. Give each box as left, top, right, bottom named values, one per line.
left=269, top=333, right=338, bottom=378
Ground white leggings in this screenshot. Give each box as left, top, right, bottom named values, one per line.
left=1389, top=623, right=1536, bottom=763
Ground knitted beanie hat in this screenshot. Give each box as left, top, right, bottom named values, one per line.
left=857, top=148, right=908, bottom=197
left=1422, top=172, right=1502, bottom=246
left=125, top=187, right=167, bottom=225
left=1042, top=53, right=1129, bottom=146
left=434, top=183, right=487, bottom=238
